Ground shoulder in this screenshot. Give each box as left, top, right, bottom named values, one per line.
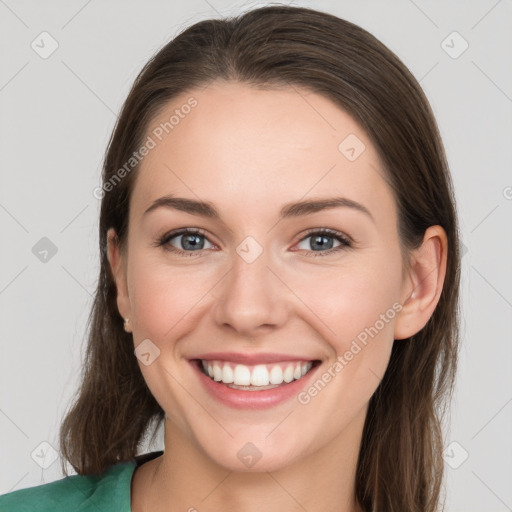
left=0, top=460, right=136, bottom=512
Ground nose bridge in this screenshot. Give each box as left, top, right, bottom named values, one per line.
left=212, top=236, right=288, bottom=334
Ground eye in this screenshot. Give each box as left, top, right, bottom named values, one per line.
left=294, top=228, right=352, bottom=257
left=155, top=227, right=353, bottom=257
left=156, top=228, right=215, bottom=256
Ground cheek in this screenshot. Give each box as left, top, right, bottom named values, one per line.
left=301, top=253, right=403, bottom=346
left=127, top=254, right=212, bottom=341
left=126, top=255, right=209, bottom=429
left=294, top=251, right=403, bottom=405
left=290, top=260, right=402, bottom=430
left=332, top=256, right=402, bottom=386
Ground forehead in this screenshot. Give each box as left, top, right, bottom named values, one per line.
left=130, top=80, right=395, bottom=225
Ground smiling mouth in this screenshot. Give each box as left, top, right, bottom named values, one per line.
left=194, top=359, right=321, bottom=391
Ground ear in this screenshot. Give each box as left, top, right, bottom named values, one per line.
left=106, top=227, right=132, bottom=322
left=394, top=225, right=448, bottom=340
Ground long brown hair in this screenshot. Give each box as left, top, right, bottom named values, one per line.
left=59, top=5, right=461, bottom=511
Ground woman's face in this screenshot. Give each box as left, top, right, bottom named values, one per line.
left=109, top=80, right=414, bottom=471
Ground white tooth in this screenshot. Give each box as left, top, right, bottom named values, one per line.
left=222, top=364, right=234, bottom=384
left=250, top=365, right=270, bottom=386
left=233, top=364, right=251, bottom=385
left=302, top=362, right=313, bottom=376
left=269, top=365, right=284, bottom=385
left=213, top=362, right=223, bottom=381
left=283, top=365, right=294, bottom=383
left=205, top=360, right=313, bottom=386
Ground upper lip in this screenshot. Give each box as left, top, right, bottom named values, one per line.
left=191, top=352, right=318, bottom=365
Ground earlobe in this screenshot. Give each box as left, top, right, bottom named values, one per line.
left=394, top=226, right=448, bottom=340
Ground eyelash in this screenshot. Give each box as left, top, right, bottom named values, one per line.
left=154, top=227, right=353, bottom=258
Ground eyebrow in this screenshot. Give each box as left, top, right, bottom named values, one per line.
left=143, top=195, right=374, bottom=223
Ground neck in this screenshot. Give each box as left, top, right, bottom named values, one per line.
left=140, top=410, right=366, bottom=512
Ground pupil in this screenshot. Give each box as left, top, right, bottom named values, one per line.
left=183, top=234, right=203, bottom=250
left=312, top=235, right=333, bottom=250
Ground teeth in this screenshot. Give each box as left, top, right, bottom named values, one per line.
left=269, top=365, right=284, bottom=385
left=233, top=365, right=251, bottom=385
left=200, top=359, right=314, bottom=387
left=250, top=365, right=269, bottom=386
left=283, top=365, right=294, bottom=383
left=213, top=363, right=223, bottom=382
left=222, top=364, right=234, bottom=384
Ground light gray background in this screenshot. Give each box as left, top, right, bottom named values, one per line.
left=1, top=0, right=511, bottom=510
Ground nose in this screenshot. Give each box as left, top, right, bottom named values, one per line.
left=212, top=247, right=291, bottom=338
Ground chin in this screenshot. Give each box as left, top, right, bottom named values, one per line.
left=196, top=432, right=307, bottom=473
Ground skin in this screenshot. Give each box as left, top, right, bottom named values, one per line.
left=107, top=81, right=447, bottom=512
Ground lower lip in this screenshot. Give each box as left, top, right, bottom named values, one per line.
left=190, top=359, right=320, bottom=409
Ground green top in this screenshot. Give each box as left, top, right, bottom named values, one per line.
left=0, top=451, right=163, bottom=512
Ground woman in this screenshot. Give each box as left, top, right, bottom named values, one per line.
left=0, top=4, right=460, bottom=511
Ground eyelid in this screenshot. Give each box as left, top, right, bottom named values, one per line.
left=297, top=227, right=354, bottom=245
left=156, top=226, right=355, bottom=256
left=292, top=228, right=354, bottom=258
left=155, top=227, right=215, bottom=249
